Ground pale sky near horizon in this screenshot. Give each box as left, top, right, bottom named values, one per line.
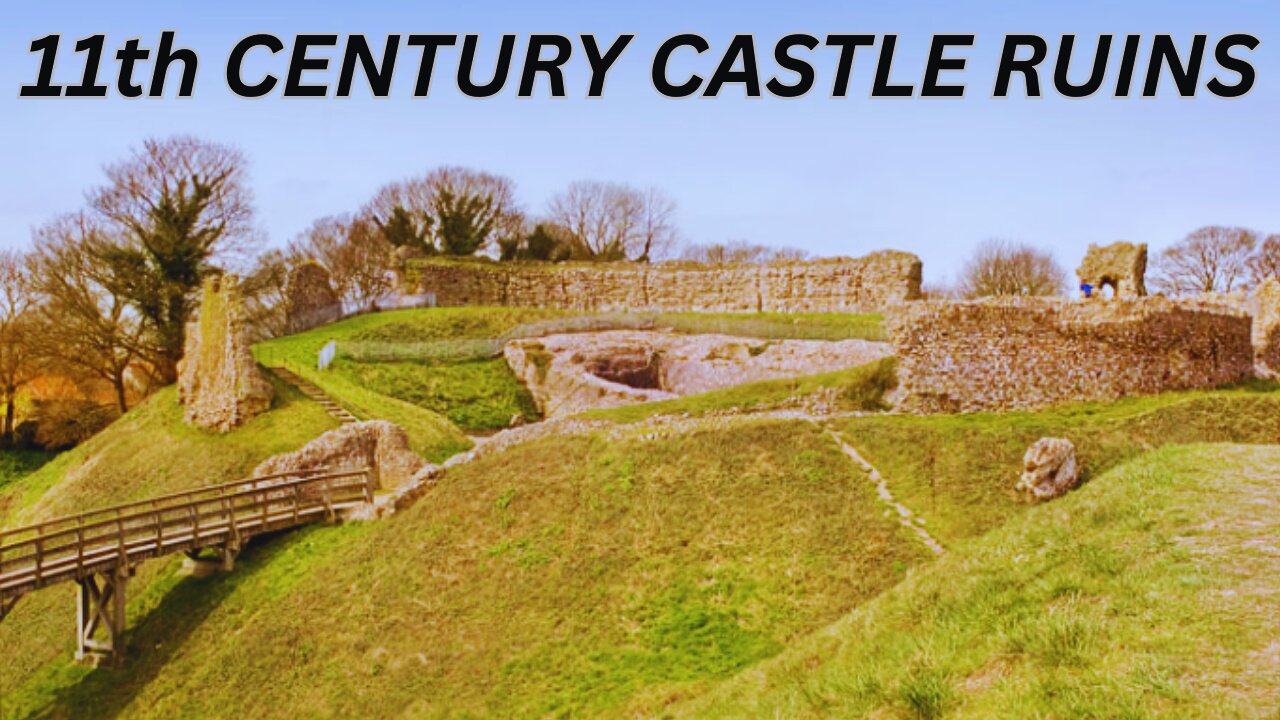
left=1, top=1, right=1277, bottom=284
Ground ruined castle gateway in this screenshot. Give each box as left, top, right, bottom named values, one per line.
left=177, top=275, right=274, bottom=432
left=886, top=298, right=1254, bottom=413
left=1076, top=241, right=1148, bottom=298
left=403, top=251, right=923, bottom=314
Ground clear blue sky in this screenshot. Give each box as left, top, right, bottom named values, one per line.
left=1, top=1, right=1276, bottom=284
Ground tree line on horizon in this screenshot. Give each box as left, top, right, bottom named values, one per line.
left=945, top=229, right=1280, bottom=300
left=2, top=134, right=1276, bottom=450
left=0, top=135, right=807, bottom=448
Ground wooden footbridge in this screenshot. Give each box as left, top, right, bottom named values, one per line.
left=0, top=467, right=374, bottom=666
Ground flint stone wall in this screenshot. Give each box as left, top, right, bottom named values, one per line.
left=887, top=297, right=1254, bottom=413
left=177, top=275, right=274, bottom=432
left=1254, top=279, right=1280, bottom=372
left=402, top=251, right=923, bottom=314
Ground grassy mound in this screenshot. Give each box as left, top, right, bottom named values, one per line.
left=253, top=308, right=888, bottom=435
left=832, top=382, right=1280, bottom=546
left=0, top=378, right=338, bottom=712
left=255, top=308, right=565, bottom=437
left=669, top=443, right=1280, bottom=718
left=2, top=420, right=929, bottom=718
left=0, top=378, right=336, bottom=527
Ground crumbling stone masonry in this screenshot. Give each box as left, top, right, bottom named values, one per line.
left=1076, top=241, right=1148, bottom=298
left=1255, top=278, right=1280, bottom=373
left=177, top=275, right=274, bottom=432
left=504, top=330, right=893, bottom=417
left=886, top=297, right=1254, bottom=413
left=402, top=251, right=923, bottom=314
left=252, top=421, right=426, bottom=493
left=285, top=261, right=343, bottom=335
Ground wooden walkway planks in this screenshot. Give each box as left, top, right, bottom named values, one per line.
left=0, top=466, right=374, bottom=664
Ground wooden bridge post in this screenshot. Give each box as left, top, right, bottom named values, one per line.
left=0, top=596, right=18, bottom=623
left=75, top=564, right=129, bottom=667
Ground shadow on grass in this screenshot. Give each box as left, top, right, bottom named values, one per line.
left=34, top=530, right=305, bottom=720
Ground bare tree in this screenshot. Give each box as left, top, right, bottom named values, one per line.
left=289, top=214, right=396, bottom=311
left=958, top=239, right=1067, bottom=298
left=90, top=135, right=256, bottom=381
left=240, top=249, right=291, bottom=341
left=0, top=251, right=37, bottom=442
left=546, top=180, right=644, bottom=261
left=635, top=188, right=679, bottom=262
left=341, top=217, right=398, bottom=307
left=1151, top=226, right=1257, bottom=295
left=28, top=214, right=147, bottom=414
left=1249, top=234, right=1280, bottom=286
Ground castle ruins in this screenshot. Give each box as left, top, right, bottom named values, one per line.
left=886, top=297, right=1254, bottom=413
left=403, top=251, right=923, bottom=314
left=177, top=275, right=274, bottom=432
left=1076, top=241, right=1148, bottom=298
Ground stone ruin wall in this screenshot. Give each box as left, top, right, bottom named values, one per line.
left=403, top=250, right=923, bottom=314
left=177, top=275, right=274, bottom=432
left=1076, top=241, right=1148, bottom=298
left=1254, top=279, right=1280, bottom=372
left=886, top=297, right=1255, bottom=413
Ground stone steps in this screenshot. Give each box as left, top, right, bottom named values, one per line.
left=270, top=367, right=360, bottom=425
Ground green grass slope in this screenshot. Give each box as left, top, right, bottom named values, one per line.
left=0, top=378, right=338, bottom=709
left=253, top=307, right=888, bottom=436
left=0, top=449, right=56, bottom=499
left=670, top=443, right=1280, bottom=719
left=0, top=377, right=337, bottom=527
left=834, top=383, right=1280, bottom=546
left=254, top=308, right=566, bottom=439
left=2, top=420, right=930, bottom=719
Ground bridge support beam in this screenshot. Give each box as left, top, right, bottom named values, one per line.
left=76, top=566, right=129, bottom=667
left=0, top=595, right=18, bottom=622
left=184, top=541, right=240, bottom=575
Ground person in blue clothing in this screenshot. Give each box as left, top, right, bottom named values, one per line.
left=1080, top=282, right=1094, bottom=299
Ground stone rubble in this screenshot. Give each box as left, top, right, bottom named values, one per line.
left=252, top=420, right=427, bottom=493
left=504, top=330, right=893, bottom=417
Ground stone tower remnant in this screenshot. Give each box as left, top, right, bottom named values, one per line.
left=1076, top=241, right=1148, bottom=299
left=285, top=261, right=343, bottom=334
left=177, top=275, right=274, bottom=432
left=1254, top=278, right=1280, bottom=373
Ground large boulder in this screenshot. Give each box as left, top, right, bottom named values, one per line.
left=252, top=421, right=426, bottom=493
left=1016, top=437, right=1080, bottom=501
left=177, top=275, right=274, bottom=433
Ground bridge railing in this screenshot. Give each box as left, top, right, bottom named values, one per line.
left=0, top=467, right=373, bottom=601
